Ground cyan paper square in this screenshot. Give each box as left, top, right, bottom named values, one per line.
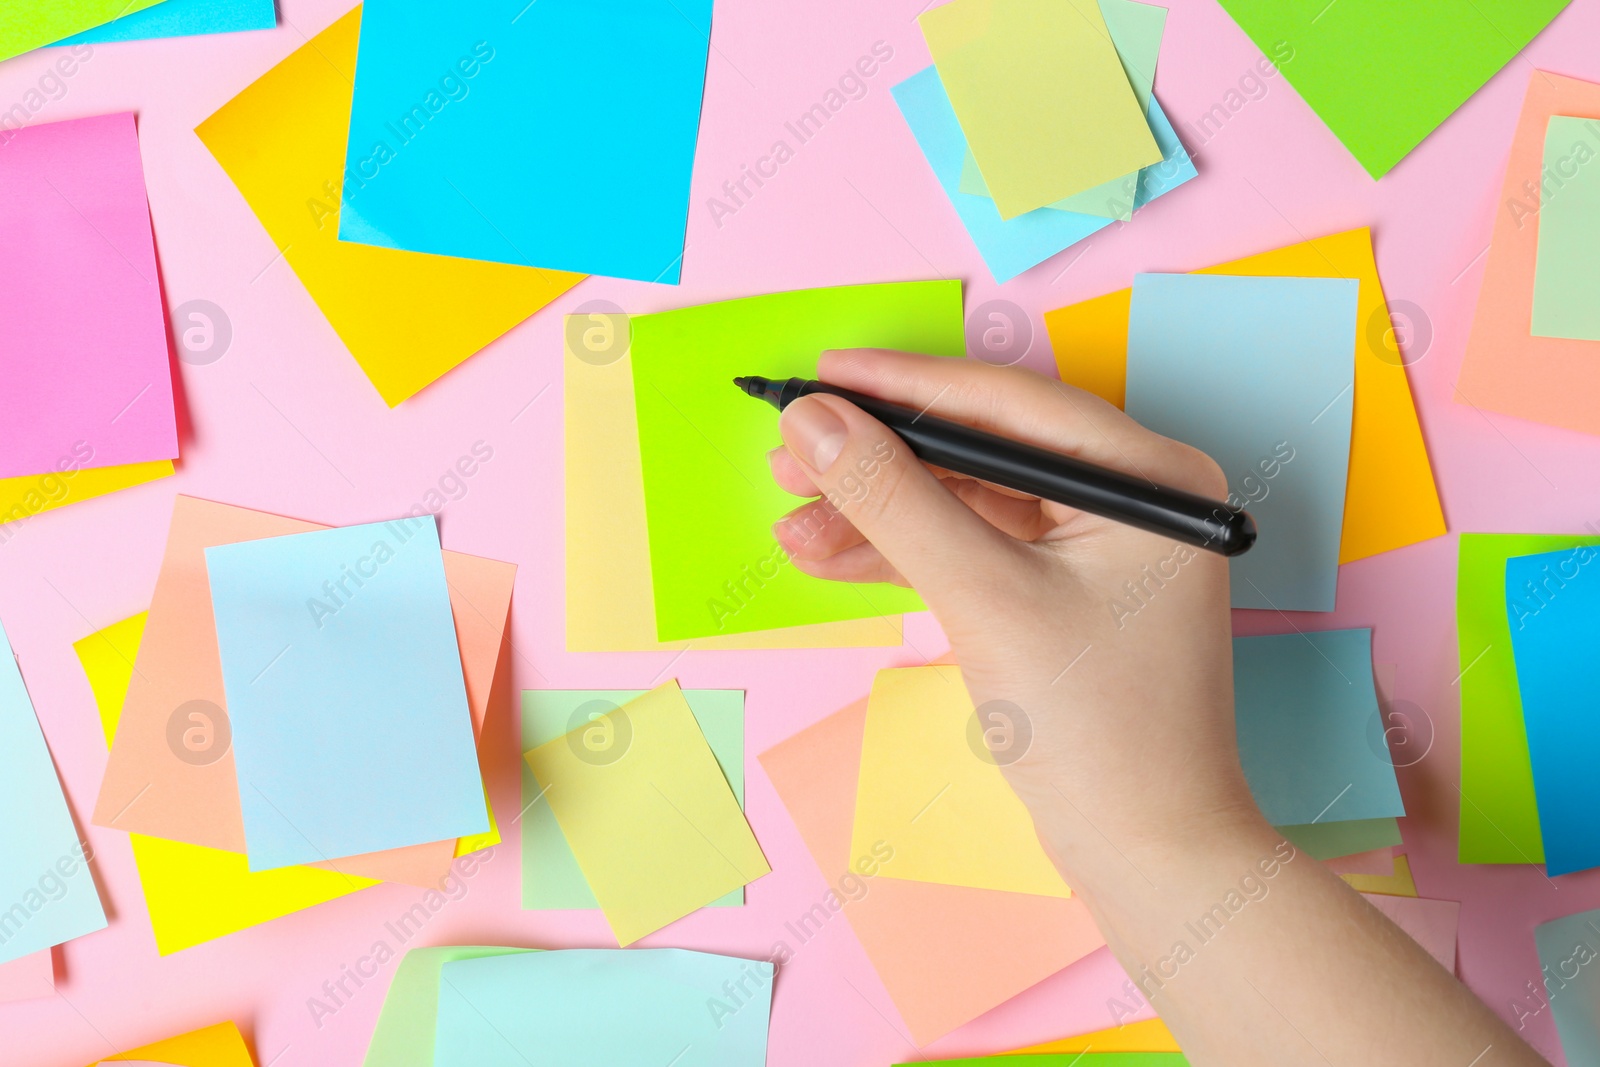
left=1536, top=908, right=1600, bottom=1062
left=1126, top=272, right=1358, bottom=611
left=338, top=0, right=711, bottom=283
left=53, top=0, right=277, bottom=46
left=206, top=517, right=487, bottom=871
left=1233, top=629, right=1404, bottom=826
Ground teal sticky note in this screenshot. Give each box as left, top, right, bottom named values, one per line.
left=1531, top=115, right=1600, bottom=341
left=521, top=689, right=745, bottom=910
left=1126, top=273, right=1357, bottom=612
left=0, top=619, right=107, bottom=965
left=338, top=0, right=711, bottom=283
left=1505, top=545, right=1600, bottom=876
left=52, top=0, right=277, bottom=46
left=1233, top=629, right=1404, bottom=825
left=434, top=949, right=773, bottom=1066
left=206, top=517, right=487, bottom=871
left=1536, top=909, right=1600, bottom=1064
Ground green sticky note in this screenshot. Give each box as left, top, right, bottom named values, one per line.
left=1276, top=817, right=1401, bottom=860
left=631, top=281, right=963, bottom=641
left=362, top=946, right=535, bottom=1067
left=1532, top=116, right=1600, bottom=340
left=905, top=1055, right=1189, bottom=1066
left=1, top=0, right=170, bottom=60
left=521, top=689, right=745, bottom=909
left=1458, top=533, right=1600, bottom=864
left=1214, top=0, right=1572, bottom=178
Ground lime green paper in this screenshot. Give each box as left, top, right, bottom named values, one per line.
left=919, top=0, right=1162, bottom=218
left=1214, top=0, right=1572, bottom=179
left=521, top=689, right=745, bottom=909
left=1277, top=817, right=1401, bottom=861
left=631, top=281, right=963, bottom=641
left=956, top=0, right=1166, bottom=221
left=362, top=946, right=534, bottom=1067
left=2, top=0, right=169, bottom=60
left=1458, top=533, right=1600, bottom=864
left=1532, top=116, right=1600, bottom=340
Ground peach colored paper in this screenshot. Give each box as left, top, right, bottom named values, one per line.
left=759, top=695, right=1104, bottom=1045
left=1458, top=71, right=1600, bottom=436
left=92, top=496, right=513, bottom=886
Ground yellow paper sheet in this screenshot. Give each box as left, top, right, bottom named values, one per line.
left=74, top=615, right=378, bottom=956
left=919, top=0, right=1162, bottom=218
left=850, top=665, right=1072, bottom=899
left=1338, top=854, right=1418, bottom=898
left=195, top=6, right=583, bottom=407
left=0, top=460, right=173, bottom=533
left=89, top=1019, right=254, bottom=1066
left=562, top=325, right=902, bottom=651
left=522, top=680, right=770, bottom=945
left=1046, top=229, right=1444, bottom=564
left=1011, top=1018, right=1182, bottom=1053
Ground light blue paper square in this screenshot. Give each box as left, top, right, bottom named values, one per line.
left=53, top=0, right=277, bottom=46
left=435, top=949, right=773, bottom=1067
left=0, top=620, right=106, bottom=966
left=1126, top=273, right=1357, bottom=612
left=205, top=517, right=487, bottom=871
left=1233, top=629, right=1404, bottom=826
left=337, top=0, right=711, bottom=284
left=1506, top=545, right=1600, bottom=876
left=1536, top=908, right=1600, bottom=1063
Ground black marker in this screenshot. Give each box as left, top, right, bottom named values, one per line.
left=734, top=376, right=1255, bottom=558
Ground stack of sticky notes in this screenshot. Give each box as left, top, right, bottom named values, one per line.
left=1458, top=534, right=1600, bottom=876
left=363, top=945, right=773, bottom=1067
left=1458, top=71, right=1600, bottom=436
left=521, top=681, right=769, bottom=945
left=1, top=112, right=179, bottom=535
left=894, top=0, right=1197, bottom=282
left=1049, top=229, right=1446, bottom=607
left=81, top=495, right=515, bottom=953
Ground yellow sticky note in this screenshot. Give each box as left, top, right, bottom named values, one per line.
left=919, top=0, right=1162, bottom=218
left=1339, top=854, right=1418, bottom=898
left=562, top=323, right=902, bottom=652
left=1046, top=228, right=1445, bottom=564
left=0, top=460, right=173, bottom=535
left=195, top=7, right=583, bottom=407
left=1011, top=1017, right=1182, bottom=1053
left=850, top=665, right=1072, bottom=899
left=522, top=680, right=770, bottom=945
left=89, top=1019, right=254, bottom=1066
left=74, top=615, right=378, bottom=956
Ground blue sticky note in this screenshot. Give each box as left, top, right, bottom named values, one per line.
left=205, top=517, right=487, bottom=871
left=434, top=949, right=773, bottom=1066
left=1536, top=908, right=1600, bottom=1062
left=891, top=67, right=1196, bottom=284
left=1506, top=546, right=1600, bottom=876
left=0, top=620, right=107, bottom=965
left=52, top=0, right=277, bottom=46
left=338, top=0, right=711, bottom=284
left=1233, top=629, right=1404, bottom=826
left=1126, top=273, right=1357, bottom=612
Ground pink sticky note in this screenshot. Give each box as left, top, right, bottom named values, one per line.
left=0, top=949, right=54, bottom=1003
left=1362, top=893, right=1460, bottom=973
left=0, top=112, right=177, bottom=480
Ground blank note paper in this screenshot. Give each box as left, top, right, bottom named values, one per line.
left=0, top=0, right=166, bottom=59
left=1532, top=116, right=1600, bottom=341
left=0, top=113, right=177, bottom=479
left=0, top=621, right=107, bottom=966
left=1126, top=273, right=1357, bottom=612
left=364, top=946, right=534, bottom=1067
left=207, top=518, right=487, bottom=870
left=93, top=1020, right=255, bottom=1066
left=53, top=0, right=277, bottom=46
left=1536, top=909, right=1600, bottom=1066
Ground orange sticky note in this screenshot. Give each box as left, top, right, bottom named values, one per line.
left=1046, top=228, right=1444, bottom=564
left=90, top=1020, right=254, bottom=1066
left=1457, top=70, right=1600, bottom=437
left=1009, top=1017, right=1182, bottom=1054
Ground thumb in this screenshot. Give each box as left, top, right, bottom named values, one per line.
left=778, top=392, right=1026, bottom=608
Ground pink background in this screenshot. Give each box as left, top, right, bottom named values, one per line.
left=2, top=0, right=1599, bottom=1063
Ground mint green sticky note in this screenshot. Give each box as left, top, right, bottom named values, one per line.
left=363, top=947, right=535, bottom=1067
left=1532, top=115, right=1600, bottom=341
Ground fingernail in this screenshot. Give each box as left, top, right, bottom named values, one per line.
left=780, top=397, right=847, bottom=473
left=772, top=519, right=797, bottom=554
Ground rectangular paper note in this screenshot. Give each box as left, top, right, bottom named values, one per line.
left=631, top=282, right=964, bottom=640
left=364, top=946, right=534, bottom=1067
left=1277, top=818, right=1401, bottom=860
left=1233, top=629, right=1405, bottom=825
left=0, top=113, right=177, bottom=478
left=0, top=460, right=174, bottom=535
left=433, top=950, right=772, bottom=1067
left=196, top=7, right=582, bottom=406
left=206, top=517, right=487, bottom=869
left=52, top=0, right=276, bottom=45
left=918, top=0, right=1161, bottom=217
left=1126, top=273, right=1358, bottom=611
left=0, top=0, right=166, bottom=59
left=0, top=620, right=107, bottom=966
left=1340, top=854, right=1418, bottom=898
left=1361, top=894, right=1458, bottom=972
left=1505, top=546, right=1600, bottom=875
left=338, top=0, right=710, bottom=283
left=522, top=681, right=768, bottom=945
left=1535, top=908, right=1600, bottom=1065
left=1532, top=116, right=1600, bottom=340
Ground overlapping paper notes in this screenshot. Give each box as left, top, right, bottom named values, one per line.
left=86, top=496, right=513, bottom=951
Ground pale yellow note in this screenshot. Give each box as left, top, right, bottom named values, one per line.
left=1338, top=854, right=1419, bottom=898
left=523, top=680, right=769, bottom=945
left=850, top=664, right=1072, bottom=899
